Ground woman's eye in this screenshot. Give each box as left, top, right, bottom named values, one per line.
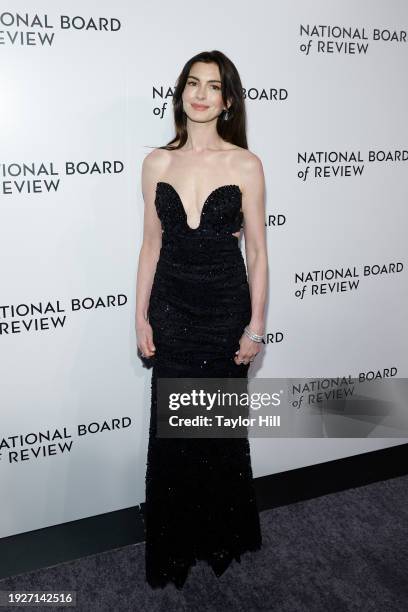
left=187, top=81, right=220, bottom=90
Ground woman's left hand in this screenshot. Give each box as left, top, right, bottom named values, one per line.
left=234, top=332, right=262, bottom=365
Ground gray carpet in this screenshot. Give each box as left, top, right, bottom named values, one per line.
left=1, top=475, right=407, bottom=611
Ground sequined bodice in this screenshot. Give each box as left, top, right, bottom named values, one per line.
left=155, top=181, right=243, bottom=236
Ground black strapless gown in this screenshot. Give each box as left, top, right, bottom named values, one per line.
left=144, top=181, right=262, bottom=589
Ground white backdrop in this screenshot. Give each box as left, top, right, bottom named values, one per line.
left=1, top=0, right=407, bottom=538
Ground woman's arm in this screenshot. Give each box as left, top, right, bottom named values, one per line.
left=241, top=153, right=268, bottom=337
left=135, top=151, right=164, bottom=357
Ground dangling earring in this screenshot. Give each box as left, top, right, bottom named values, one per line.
left=223, top=108, right=229, bottom=121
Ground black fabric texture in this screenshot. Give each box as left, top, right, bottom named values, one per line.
left=144, top=181, right=262, bottom=589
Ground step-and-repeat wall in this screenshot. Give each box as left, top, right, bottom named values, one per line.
left=1, top=1, right=407, bottom=537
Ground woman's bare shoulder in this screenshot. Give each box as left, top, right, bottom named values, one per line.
left=232, top=145, right=262, bottom=163
left=142, top=147, right=173, bottom=184
left=229, top=148, right=264, bottom=198
left=143, top=147, right=171, bottom=169
left=232, top=147, right=264, bottom=177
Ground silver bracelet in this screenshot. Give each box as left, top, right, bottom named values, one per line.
left=244, top=325, right=264, bottom=343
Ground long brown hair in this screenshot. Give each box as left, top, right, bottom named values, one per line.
left=159, top=50, right=248, bottom=150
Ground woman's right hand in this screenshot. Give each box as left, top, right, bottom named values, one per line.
left=136, top=318, right=156, bottom=359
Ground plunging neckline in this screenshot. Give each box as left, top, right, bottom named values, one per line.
left=156, top=181, right=241, bottom=231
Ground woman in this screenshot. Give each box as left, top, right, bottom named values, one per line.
left=135, top=50, right=268, bottom=589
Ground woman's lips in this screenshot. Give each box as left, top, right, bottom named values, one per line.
left=191, top=103, right=209, bottom=110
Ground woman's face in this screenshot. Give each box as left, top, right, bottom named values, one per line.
left=182, top=61, right=228, bottom=122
